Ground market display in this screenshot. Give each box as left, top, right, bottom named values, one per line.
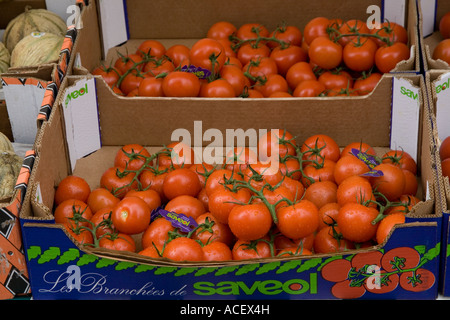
left=92, top=18, right=409, bottom=98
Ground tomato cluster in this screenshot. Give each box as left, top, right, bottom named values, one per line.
left=440, top=136, right=450, bottom=179
left=433, top=12, right=450, bottom=64
left=53, top=132, right=420, bottom=262
left=92, top=18, right=409, bottom=98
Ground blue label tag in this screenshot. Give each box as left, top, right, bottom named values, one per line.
left=180, top=64, right=211, bottom=79
left=151, top=207, right=198, bottom=233
left=350, top=148, right=384, bottom=177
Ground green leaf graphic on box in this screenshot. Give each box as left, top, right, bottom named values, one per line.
left=116, top=261, right=136, bottom=271
left=415, top=245, right=426, bottom=255
left=38, top=247, right=60, bottom=264
left=257, top=261, right=280, bottom=275
left=195, top=267, right=218, bottom=277
left=277, top=260, right=303, bottom=274
left=298, top=257, right=322, bottom=272
left=97, top=258, right=116, bottom=268
left=58, top=248, right=80, bottom=264
left=135, top=264, right=157, bottom=273
left=155, top=266, right=177, bottom=275
left=175, top=267, right=197, bottom=276
left=27, top=246, right=42, bottom=260
left=78, top=253, right=98, bottom=266
left=215, top=265, right=239, bottom=276
left=236, top=263, right=259, bottom=275
left=422, top=243, right=441, bottom=261
left=318, top=255, right=343, bottom=271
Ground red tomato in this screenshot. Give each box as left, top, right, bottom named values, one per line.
left=370, top=22, right=408, bottom=46
left=375, top=42, right=410, bottom=73
left=376, top=213, right=405, bottom=244
left=119, top=73, right=144, bottom=95
left=308, top=36, right=343, bottom=70
left=55, top=175, right=91, bottom=206
left=336, top=19, right=370, bottom=47
left=341, top=141, right=376, bottom=157
left=243, top=56, right=278, bottom=80
left=199, top=79, right=236, bottom=97
left=165, top=44, right=190, bottom=68
left=304, top=180, right=338, bottom=209
left=285, top=61, right=316, bottom=90
left=99, top=233, right=136, bottom=252
left=164, top=195, right=206, bottom=220
left=433, top=39, right=450, bottom=65
left=162, top=71, right=201, bottom=97
left=158, top=141, right=195, bottom=169
left=111, top=196, right=151, bottom=234
left=228, top=203, right=273, bottom=240
left=54, top=199, right=93, bottom=228
left=143, top=58, right=175, bottom=77
left=336, top=175, right=373, bottom=206
left=114, top=144, right=151, bottom=171
left=63, top=223, right=94, bottom=245
left=139, top=170, right=169, bottom=202
left=236, top=42, right=271, bottom=66
left=232, top=238, right=272, bottom=260
left=301, top=134, right=340, bottom=163
left=243, top=162, right=283, bottom=191
left=268, top=25, right=302, bottom=48
left=89, top=207, right=114, bottom=237
left=193, top=212, right=234, bottom=246
left=224, top=146, right=258, bottom=172
left=125, top=189, right=161, bottom=212
left=337, top=202, right=380, bottom=243
left=440, top=136, right=450, bottom=160
left=303, top=17, right=330, bottom=45
left=236, top=23, right=269, bottom=40
left=189, top=38, right=227, bottom=74
left=334, top=155, right=370, bottom=185
left=369, top=163, right=406, bottom=201
left=141, top=217, right=175, bottom=250
left=254, top=73, right=289, bottom=97
left=353, top=72, right=382, bottom=95
left=302, top=159, right=336, bottom=186
left=277, top=200, right=319, bottom=239
left=92, top=65, right=121, bottom=87
left=87, top=188, right=120, bottom=214
left=442, top=158, right=450, bottom=179
left=207, top=21, right=237, bottom=40
left=258, top=129, right=297, bottom=162
left=292, top=79, right=325, bottom=97
left=269, top=45, right=307, bottom=76
left=202, top=241, right=233, bottom=261
left=219, top=64, right=250, bottom=96
left=162, top=168, right=202, bottom=200
left=136, top=40, right=166, bottom=58
left=205, top=168, right=241, bottom=196
left=208, top=188, right=252, bottom=224
left=313, top=225, right=355, bottom=253
left=114, top=53, right=143, bottom=74
left=343, top=38, right=377, bottom=72
left=188, top=162, right=215, bottom=187
left=318, top=70, right=353, bottom=91
left=138, top=76, right=164, bottom=97
left=440, top=12, right=450, bottom=39
left=382, top=149, right=417, bottom=175
left=162, top=237, right=204, bottom=261
left=318, top=202, right=340, bottom=230
left=100, top=167, right=138, bottom=199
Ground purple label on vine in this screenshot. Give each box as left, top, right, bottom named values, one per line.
left=351, top=148, right=384, bottom=177
left=151, top=207, right=198, bottom=233
left=180, top=64, right=211, bottom=79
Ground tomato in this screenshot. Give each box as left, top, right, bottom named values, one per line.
left=292, top=79, right=325, bottom=97
left=193, top=212, right=234, bottom=246
left=308, top=36, right=343, bottom=70
left=208, top=188, right=252, bottom=224
left=232, top=238, right=272, bottom=260
left=440, top=12, right=450, bottom=39
left=114, top=144, right=151, bottom=171
left=277, top=199, right=319, bottom=239
left=369, top=163, right=406, bottom=201
left=336, top=202, right=380, bottom=243
left=280, top=176, right=305, bottom=200
left=277, top=247, right=312, bottom=257
left=143, top=57, right=175, bottom=77
left=90, top=207, right=114, bottom=237
left=139, top=169, right=169, bottom=201
left=158, top=141, right=195, bottom=169
left=376, top=212, right=405, bottom=244
left=188, top=162, right=215, bottom=187
left=162, top=71, right=201, bottom=97
left=138, top=245, right=161, bottom=258
left=336, top=175, right=373, bottom=206
left=268, top=25, right=302, bottom=48
left=243, top=162, right=283, bottom=190
left=125, top=189, right=161, bottom=212
left=313, top=225, right=355, bottom=253
left=334, top=155, right=370, bottom=185
left=54, top=199, right=93, bottom=228
left=440, top=136, right=450, bottom=160
left=219, top=64, right=250, bottom=96
left=199, top=79, right=235, bottom=97
left=303, top=17, right=330, bottom=45
left=371, top=21, right=408, bottom=46
left=382, top=149, right=417, bottom=175
left=280, top=158, right=302, bottom=180
left=236, top=23, right=269, bottom=40
left=375, top=42, right=410, bottom=73
left=285, top=61, right=316, bottom=90
left=100, top=166, right=138, bottom=199
left=63, top=223, right=93, bottom=245
left=202, top=241, right=233, bottom=261
left=301, top=134, right=341, bottom=163
left=162, top=237, right=204, bottom=261
left=228, top=203, right=272, bottom=240
left=138, top=76, right=164, bottom=97
left=189, top=38, right=227, bottom=74
left=304, top=180, right=338, bottom=209
left=136, top=40, right=166, bottom=58
left=165, top=44, right=190, bottom=68
left=92, top=65, right=121, bottom=87
left=254, top=73, right=289, bottom=97
left=119, top=73, right=144, bottom=95
left=207, top=21, right=237, bottom=40
left=243, top=56, right=278, bottom=80
left=99, top=233, right=136, bottom=252
left=343, top=38, right=377, bottom=72
left=258, top=129, right=296, bottom=162
left=224, top=147, right=258, bottom=172
left=141, top=217, right=175, bottom=250
left=274, top=231, right=315, bottom=252
left=434, top=39, right=450, bottom=65
left=112, top=196, right=151, bottom=234
left=55, top=175, right=91, bottom=206
left=262, top=185, right=295, bottom=210
left=341, top=141, right=376, bottom=158
left=318, top=202, right=340, bottom=229
left=301, top=159, right=336, bottom=186
left=336, top=19, right=370, bottom=47
left=87, top=188, right=120, bottom=214
left=353, top=72, right=382, bottom=95
left=236, top=42, right=271, bottom=66
left=114, top=53, right=143, bottom=75
left=442, top=158, right=450, bottom=179
left=205, top=168, right=241, bottom=196
left=162, top=167, right=201, bottom=200
left=318, top=70, right=353, bottom=91
left=164, top=195, right=206, bottom=220
left=269, top=45, right=307, bottom=76
left=244, top=88, right=265, bottom=98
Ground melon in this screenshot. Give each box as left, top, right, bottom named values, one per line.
left=0, top=41, right=10, bottom=75
left=3, top=7, right=67, bottom=53
left=10, top=32, right=64, bottom=67
left=0, top=132, right=14, bottom=152
left=0, top=151, right=22, bottom=201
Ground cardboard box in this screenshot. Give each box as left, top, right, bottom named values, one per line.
left=69, top=0, right=420, bottom=78
left=17, top=70, right=443, bottom=300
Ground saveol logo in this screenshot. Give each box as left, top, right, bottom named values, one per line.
left=65, top=83, right=88, bottom=107
left=400, top=86, right=418, bottom=100
left=436, top=78, right=450, bottom=94
left=192, top=274, right=318, bottom=296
